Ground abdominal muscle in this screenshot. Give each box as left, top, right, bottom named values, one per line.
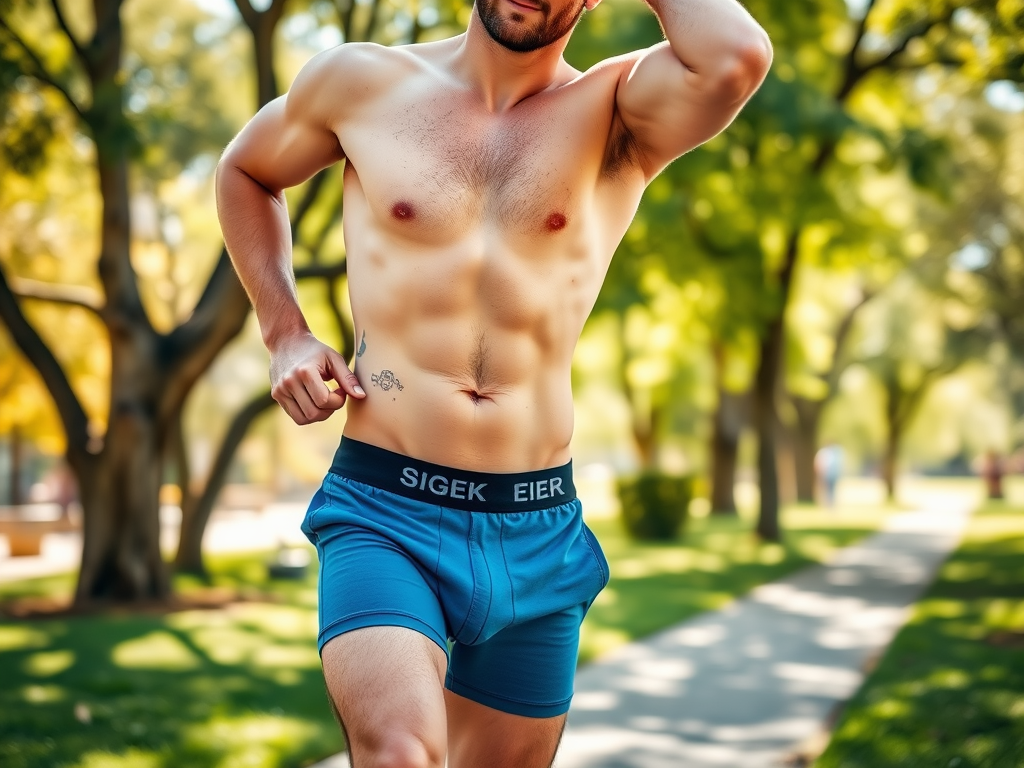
left=339, top=197, right=597, bottom=473
left=344, top=349, right=577, bottom=473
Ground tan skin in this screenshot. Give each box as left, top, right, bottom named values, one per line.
left=218, top=0, right=769, bottom=764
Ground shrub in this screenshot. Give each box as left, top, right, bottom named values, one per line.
left=617, top=473, right=693, bottom=541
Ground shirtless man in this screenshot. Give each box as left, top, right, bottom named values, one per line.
left=216, top=0, right=770, bottom=764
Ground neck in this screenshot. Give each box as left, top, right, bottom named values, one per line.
left=451, top=6, right=572, bottom=112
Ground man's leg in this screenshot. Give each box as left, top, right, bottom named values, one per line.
left=444, top=689, right=566, bottom=768
left=322, top=626, right=448, bottom=768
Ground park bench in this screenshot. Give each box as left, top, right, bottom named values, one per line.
left=0, top=503, right=77, bottom=557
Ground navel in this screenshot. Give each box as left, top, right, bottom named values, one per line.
left=391, top=201, right=415, bottom=221
left=545, top=212, right=567, bottom=232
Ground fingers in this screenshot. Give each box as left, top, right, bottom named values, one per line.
left=269, top=339, right=365, bottom=426
left=325, top=350, right=366, bottom=399
left=273, top=366, right=343, bottom=425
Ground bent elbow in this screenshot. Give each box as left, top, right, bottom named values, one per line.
left=716, top=33, right=773, bottom=104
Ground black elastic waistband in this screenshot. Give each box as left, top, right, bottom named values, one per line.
left=328, top=438, right=576, bottom=513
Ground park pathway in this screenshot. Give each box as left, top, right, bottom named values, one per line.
left=312, top=497, right=972, bottom=768
left=556, top=501, right=971, bottom=767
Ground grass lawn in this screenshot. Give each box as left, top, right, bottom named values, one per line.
left=814, top=498, right=1024, bottom=768
left=0, top=497, right=896, bottom=768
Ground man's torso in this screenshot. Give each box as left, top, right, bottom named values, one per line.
left=333, top=39, right=649, bottom=470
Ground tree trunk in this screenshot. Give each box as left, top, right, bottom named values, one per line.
left=175, top=391, right=276, bottom=575
left=753, top=226, right=801, bottom=542
left=10, top=425, right=23, bottom=506
left=882, top=378, right=901, bottom=502
left=632, top=404, right=659, bottom=472
left=776, top=410, right=797, bottom=506
left=792, top=396, right=824, bottom=504
left=754, top=316, right=784, bottom=541
left=75, top=410, right=168, bottom=602
left=709, top=389, right=745, bottom=515
left=882, top=422, right=900, bottom=502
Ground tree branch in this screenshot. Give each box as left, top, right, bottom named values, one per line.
left=326, top=275, right=355, bottom=360
left=48, top=0, right=87, bottom=65
left=837, top=0, right=879, bottom=101
left=823, top=288, right=875, bottom=395
left=160, top=250, right=251, bottom=422
left=0, top=17, right=88, bottom=123
left=9, top=277, right=103, bottom=315
left=232, top=0, right=259, bottom=30
left=0, top=263, right=91, bottom=461
left=290, top=169, right=330, bottom=244
left=362, top=0, right=384, bottom=42
left=294, top=261, right=348, bottom=281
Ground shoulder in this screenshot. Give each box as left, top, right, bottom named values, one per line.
left=575, top=50, right=645, bottom=89
left=286, top=42, right=425, bottom=122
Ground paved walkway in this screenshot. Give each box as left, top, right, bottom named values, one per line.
left=312, top=498, right=972, bottom=768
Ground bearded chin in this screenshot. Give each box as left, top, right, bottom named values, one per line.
left=476, top=0, right=586, bottom=53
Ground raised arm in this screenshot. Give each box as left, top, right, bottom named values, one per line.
left=614, top=0, right=772, bottom=179
left=216, top=46, right=368, bottom=424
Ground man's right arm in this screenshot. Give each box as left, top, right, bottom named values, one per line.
left=215, top=46, right=367, bottom=424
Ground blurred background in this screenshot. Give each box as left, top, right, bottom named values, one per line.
left=1, top=0, right=1023, bottom=766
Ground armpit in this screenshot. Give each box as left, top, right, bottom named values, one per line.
left=601, top=114, right=646, bottom=178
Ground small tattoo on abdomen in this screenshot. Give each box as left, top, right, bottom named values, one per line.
left=356, top=331, right=366, bottom=358
left=371, top=370, right=404, bottom=392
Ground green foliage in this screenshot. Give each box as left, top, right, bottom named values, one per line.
left=815, top=501, right=1024, bottom=768
left=618, top=472, right=693, bottom=540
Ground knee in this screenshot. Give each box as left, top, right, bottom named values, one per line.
left=360, top=732, right=444, bottom=768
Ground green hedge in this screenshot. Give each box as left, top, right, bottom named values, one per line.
left=617, top=473, right=693, bottom=541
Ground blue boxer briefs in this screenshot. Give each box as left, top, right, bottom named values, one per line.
left=300, top=438, right=610, bottom=718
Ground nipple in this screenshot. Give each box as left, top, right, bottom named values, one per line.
left=545, top=212, right=567, bottom=231
left=392, top=201, right=415, bottom=220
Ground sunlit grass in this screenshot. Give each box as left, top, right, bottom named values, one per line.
left=814, top=499, right=1024, bottom=768
left=0, top=552, right=340, bottom=768
left=0, top=492, right=901, bottom=767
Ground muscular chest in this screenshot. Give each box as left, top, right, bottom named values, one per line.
left=341, top=89, right=605, bottom=240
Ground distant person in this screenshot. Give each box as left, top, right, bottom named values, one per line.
left=816, top=441, right=844, bottom=508
left=216, top=0, right=771, bottom=764
left=981, top=449, right=1004, bottom=500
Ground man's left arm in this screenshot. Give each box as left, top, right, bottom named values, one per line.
left=615, top=0, right=772, bottom=179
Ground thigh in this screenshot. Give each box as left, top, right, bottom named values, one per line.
left=446, top=601, right=588, bottom=719
left=444, top=688, right=566, bottom=768
left=323, top=627, right=448, bottom=767
left=444, top=603, right=585, bottom=767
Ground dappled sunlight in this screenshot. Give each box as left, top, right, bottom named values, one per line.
left=816, top=503, right=1024, bottom=768
left=939, top=560, right=993, bottom=581
left=772, top=662, right=862, bottom=698
left=226, top=604, right=318, bottom=641
left=918, top=598, right=967, bottom=620
left=925, top=667, right=972, bottom=689
left=579, top=625, right=633, bottom=663
left=564, top=504, right=973, bottom=768
left=111, top=631, right=201, bottom=671
left=183, top=713, right=320, bottom=768
left=252, top=644, right=319, bottom=670
left=76, top=748, right=162, bottom=768
left=21, top=684, right=66, bottom=703
left=0, top=625, right=51, bottom=652
left=23, top=649, right=74, bottom=676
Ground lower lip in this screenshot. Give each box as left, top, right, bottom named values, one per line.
left=508, top=0, right=542, bottom=10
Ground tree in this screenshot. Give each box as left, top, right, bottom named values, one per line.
left=0, top=0, right=461, bottom=601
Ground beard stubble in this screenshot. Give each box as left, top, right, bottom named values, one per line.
left=476, top=0, right=587, bottom=53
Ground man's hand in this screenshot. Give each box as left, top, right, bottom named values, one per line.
left=269, top=333, right=366, bottom=425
